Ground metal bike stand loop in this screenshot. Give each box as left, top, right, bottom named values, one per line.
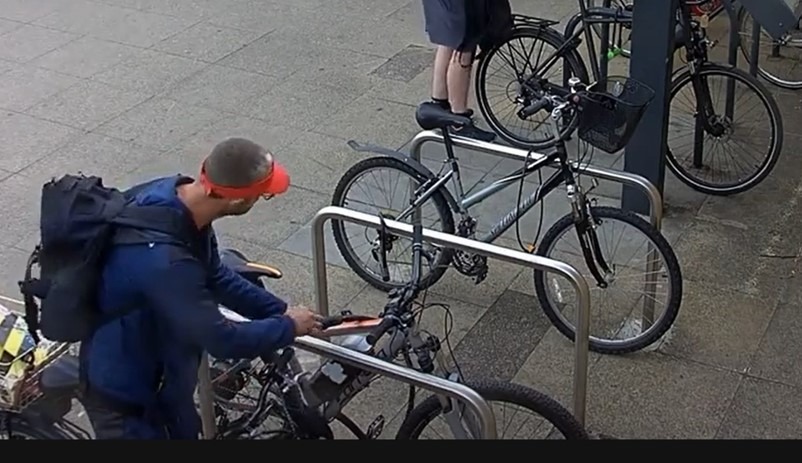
left=312, top=206, right=593, bottom=428
left=408, top=130, right=664, bottom=327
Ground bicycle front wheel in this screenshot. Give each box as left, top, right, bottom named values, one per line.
left=395, top=380, right=589, bottom=439
left=666, top=63, right=783, bottom=195
left=533, top=207, right=682, bottom=354
left=0, top=413, right=74, bottom=439
left=331, top=156, right=455, bottom=292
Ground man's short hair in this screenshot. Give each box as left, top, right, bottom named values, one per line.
left=203, top=137, right=271, bottom=188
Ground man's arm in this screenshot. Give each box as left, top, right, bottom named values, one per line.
left=144, top=253, right=295, bottom=360
left=207, top=233, right=287, bottom=319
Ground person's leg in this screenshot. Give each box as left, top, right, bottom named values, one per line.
left=446, top=46, right=496, bottom=142
left=446, top=48, right=475, bottom=115
left=84, top=399, right=169, bottom=439
left=431, top=45, right=452, bottom=110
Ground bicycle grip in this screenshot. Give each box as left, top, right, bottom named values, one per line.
left=366, top=317, right=394, bottom=345
left=319, top=314, right=343, bottom=330
left=519, top=98, right=549, bottom=118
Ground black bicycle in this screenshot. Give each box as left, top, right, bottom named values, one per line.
left=211, top=217, right=589, bottom=440
left=332, top=77, right=683, bottom=354
left=475, top=0, right=783, bottom=196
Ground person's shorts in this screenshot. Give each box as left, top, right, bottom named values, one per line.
left=422, top=0, right=486, bottom=51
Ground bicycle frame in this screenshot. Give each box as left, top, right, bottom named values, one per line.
left=300, top=317, right=467, bottom=428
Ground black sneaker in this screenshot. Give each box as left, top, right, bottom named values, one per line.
left=449, top=124, right=497, bottom=142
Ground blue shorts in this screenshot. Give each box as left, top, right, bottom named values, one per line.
left=422, top=0, right=486, bottom=51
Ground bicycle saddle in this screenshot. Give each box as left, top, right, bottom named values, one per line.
left=220, top=248, right=283, bottom=280
left=415, top=101, right=473, bottom=131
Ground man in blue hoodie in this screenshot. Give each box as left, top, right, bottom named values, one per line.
left=79, top=137, right=322, bottom=439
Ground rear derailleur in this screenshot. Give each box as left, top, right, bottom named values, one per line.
left=451, top=217, right=488, bottom=284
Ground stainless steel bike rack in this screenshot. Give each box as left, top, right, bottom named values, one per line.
left=312, top=206, right=593, bottom=426
left=198, top=356, right=218, bottom=439
left=293, top=335, right=497, bottom=439
left=198, top=311, right=499, bottom=439
left=408, top=130, right=664, bottom=327
left=408, top=130, right=664, bottom=230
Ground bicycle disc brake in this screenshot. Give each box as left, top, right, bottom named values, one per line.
left=452, top=217, right=488, bottom=284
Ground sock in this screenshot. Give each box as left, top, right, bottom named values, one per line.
left=431, top=97, right=450, bottom=110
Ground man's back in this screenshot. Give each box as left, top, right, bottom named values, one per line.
left=81, top=175, right=207, bottom=439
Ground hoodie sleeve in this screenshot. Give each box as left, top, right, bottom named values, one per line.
left=143, top=252, right=296, bottom=360
left=207, top=233, right=288, bottom=320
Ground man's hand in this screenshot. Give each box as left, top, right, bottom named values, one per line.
left=285, top=306, right=323, bottom=336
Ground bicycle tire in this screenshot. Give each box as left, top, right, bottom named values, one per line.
left=1, top=413, right=74, bottom=439
left=533, top=206, right=682, bottom=355
left=395, top=379, right=588, bottom=439
left=475, top=25, right=590, bottom=150
left=331, top=156, right=455, bottom=292
left=666, top=63, right=783, bottom=195
left=737, top=6, right=802, bottom=91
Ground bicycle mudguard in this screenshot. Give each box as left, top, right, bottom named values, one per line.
left=346, top=140, right=461, bottom=212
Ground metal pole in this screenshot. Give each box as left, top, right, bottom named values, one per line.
left=310, top=206, right=592, bottom=425
left=407, top=130, right=663, bottom=230
left=293, top=335, right=497, bottom=439
left=197, top=354, right=217, bottom=439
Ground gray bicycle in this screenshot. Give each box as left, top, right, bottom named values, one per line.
left=331, top=77, right=682, bottom=355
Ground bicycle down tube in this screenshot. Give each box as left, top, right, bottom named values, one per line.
left=311, top=206, right=593, bottom=425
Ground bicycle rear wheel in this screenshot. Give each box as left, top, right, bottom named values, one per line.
left=582, top=0, right=633, bottom=58
left=533, top=206, right=682, bottom=354
left=738, top=5, right=802, bottom=90
left=666, top=63, right=783, bottom=195
left=331, top=156, right=455, bottom=292
left=475, top=24, right=589, bottom=150
left=395, top=380, right=588, bottom=439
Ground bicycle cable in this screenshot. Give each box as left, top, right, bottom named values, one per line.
left=515, top=147, right=546, bottom=254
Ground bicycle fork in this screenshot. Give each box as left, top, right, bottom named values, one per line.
left=567, top=185, right=612, bottom=288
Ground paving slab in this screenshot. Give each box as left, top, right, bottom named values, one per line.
left=91, top=49, right=208, bottom=95
left=0, top=111, right=83, bottom=172
left=94, top=97, right=222, bottom=152
left=0, top=65, right=80, bottom=112
left=0, top=24, right=79, bottom=63
left=29, top=36, right=140, bottom=79
left=18, top=132, right=159, bottom=184
left=1, top=0, right=802, bottom=441
left=152, top=21, right=263, bottom=63
left=26, top=80, right=152, bottom=131
left=717, top=376, right=802, bottom=439
left=0, top=0, right=61, bottom=23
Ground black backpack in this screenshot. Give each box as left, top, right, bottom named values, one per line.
left=478, top=0, right=514, bottom=54
left=19, top=174, right=190, bottom=343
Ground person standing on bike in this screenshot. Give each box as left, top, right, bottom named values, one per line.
left=422, top=0, right=512, bottom=142
left=80, top=137, right=323, bottom=440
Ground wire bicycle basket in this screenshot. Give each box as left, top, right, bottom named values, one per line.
left=0, top=304, right=71, bottom=413
left=576, top=76, right=655, bottom=153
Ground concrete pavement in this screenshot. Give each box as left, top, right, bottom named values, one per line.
left=1, top=0, right=802, bottom=439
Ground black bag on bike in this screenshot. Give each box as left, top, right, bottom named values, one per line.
left=478, top=0, right=514, bottom=52
left=18, top=174, right=189, bottom=343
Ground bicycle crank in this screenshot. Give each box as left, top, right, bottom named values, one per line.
left=452, top=217, right=488, bottom=284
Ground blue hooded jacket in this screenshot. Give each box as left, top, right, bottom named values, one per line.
left=80, top=175, right=296, bottom=439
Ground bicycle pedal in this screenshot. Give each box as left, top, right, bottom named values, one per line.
left=366, top=415, right=385, bottom=439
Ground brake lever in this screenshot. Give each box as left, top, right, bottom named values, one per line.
left=376, top=213, right=390, bottom=282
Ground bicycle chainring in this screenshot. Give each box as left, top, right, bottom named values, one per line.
left=451, top=217, right=488, bottom=284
